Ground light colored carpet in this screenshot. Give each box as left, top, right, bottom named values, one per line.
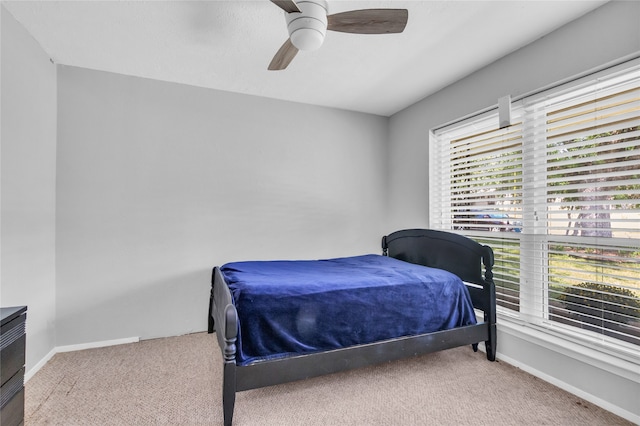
left=25, top=332, right=632, bottom=425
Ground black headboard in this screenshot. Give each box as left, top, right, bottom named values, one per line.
left=382, top=229, right=494, bottom=287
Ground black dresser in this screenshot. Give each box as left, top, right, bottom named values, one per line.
left=1, top=306, right=27, bottom=426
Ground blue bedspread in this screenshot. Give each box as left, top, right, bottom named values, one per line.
left=221, top=254, right=477, bottom=366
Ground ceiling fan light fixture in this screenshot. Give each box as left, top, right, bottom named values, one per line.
left=289, top=27, right=324, bottom=51
left=285, top=0, right=328, bottom=51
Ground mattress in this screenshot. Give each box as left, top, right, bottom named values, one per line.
left=221, top=254, right=477, bottom=366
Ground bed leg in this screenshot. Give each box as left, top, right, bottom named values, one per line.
left=208, top=285, right=215, bottom=334
left=485, top=323, right=497, bottom=361
left=208, top=270, right=216, bottom=333
left=472, top=343, right=479, bottom=352
left=484, top=277, right=497, bottom=361
left=484, top=295, right=497, bottom=361
left=223, top=362, right=236, bottom=426
left=221, top=303, right=238, bottom=425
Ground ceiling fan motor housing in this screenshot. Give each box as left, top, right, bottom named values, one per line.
left=285, top=0, right=328, bottom=51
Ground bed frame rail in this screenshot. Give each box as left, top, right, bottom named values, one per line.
left=235, top=323, right=488, bottom=391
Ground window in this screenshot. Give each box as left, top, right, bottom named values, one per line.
left=431, top=64, right=640, bottom=356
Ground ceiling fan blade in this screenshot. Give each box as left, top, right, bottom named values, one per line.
left=327, top=9, right=408, bottom=34
left=268, top=38, right=299, bottom=70
left=270, top=0, right=301, bottom=13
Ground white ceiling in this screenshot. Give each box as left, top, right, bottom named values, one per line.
left=3, top=0, right=609, bottom=116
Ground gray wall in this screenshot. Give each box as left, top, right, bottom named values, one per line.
left=387, top=0, right=640, bottom=230
left=55, top=66, right=389, bottom=346
left=387, top=1, right=640, bottom=421
left=1, top=6, right=57, bottom=370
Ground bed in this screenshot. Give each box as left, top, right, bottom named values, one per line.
left=208, top=229, right=496, bottom=426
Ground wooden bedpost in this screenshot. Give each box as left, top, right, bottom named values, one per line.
left=211, top=268, right=240, bottom=425
left=484, top=279, right=497, bottom=361
left=481, top=245, right=497, bottom=361
left=223, top=304, right=238, bottom=426
left=208, top=281, right=215, bottom=334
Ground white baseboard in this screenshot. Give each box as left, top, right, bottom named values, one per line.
left=25, top=347, right=56, bottom=383
left=55, top=336, right=139, bottom=353
left=25, top=336, right=139, bottom=383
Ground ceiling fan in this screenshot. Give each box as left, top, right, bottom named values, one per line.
left=268, top=0, right=408, bottom=70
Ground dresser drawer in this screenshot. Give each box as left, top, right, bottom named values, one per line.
left=1, top=316, right=26, bottom=386
left=0, top=386, right=24, bottom=426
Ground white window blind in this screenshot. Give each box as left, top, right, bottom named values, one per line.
left=430, top=112, right=524, bottom=313
left=431, top=64, right=640, bottom=352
